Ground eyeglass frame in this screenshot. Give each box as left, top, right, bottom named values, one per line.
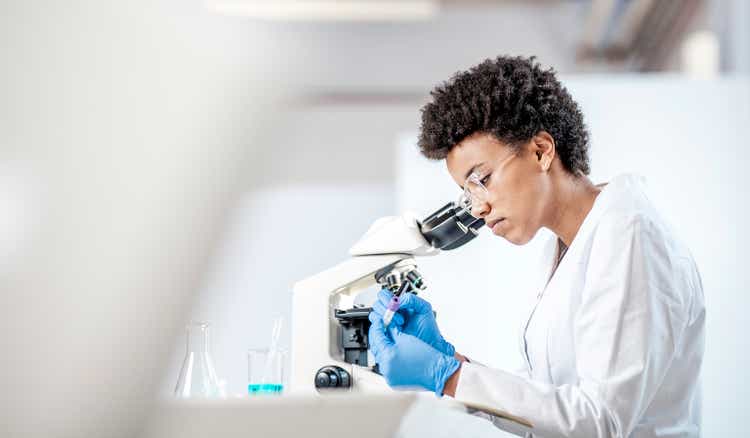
left=456, top=149, right=518, bottom=218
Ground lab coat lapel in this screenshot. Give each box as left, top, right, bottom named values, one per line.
left=519, top=175, right=630, bottom=375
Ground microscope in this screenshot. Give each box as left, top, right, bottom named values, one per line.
left=290, top=202, right=484, bottom=393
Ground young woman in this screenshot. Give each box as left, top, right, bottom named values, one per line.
left=369, top=56, right=705, bottom=438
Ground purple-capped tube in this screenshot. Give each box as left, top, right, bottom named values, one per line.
left=382, top=295, right=401, bottom=328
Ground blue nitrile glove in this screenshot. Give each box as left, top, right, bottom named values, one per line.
left=368, top=316, right=460, bottom=395
left=371, top=289, right=455, bottom=357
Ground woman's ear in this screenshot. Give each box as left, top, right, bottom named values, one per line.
left=533, top=131, right=555, bottom=171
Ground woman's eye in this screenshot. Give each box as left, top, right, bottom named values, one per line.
left=480, top=174, right=491, bottom=186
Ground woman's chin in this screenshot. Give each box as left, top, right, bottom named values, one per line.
left=505, top=236, right=527, bottom=246
left=498, top=226, right=535, bottom=246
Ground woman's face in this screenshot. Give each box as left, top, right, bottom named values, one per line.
left=445, top=132, right=553, bottom=245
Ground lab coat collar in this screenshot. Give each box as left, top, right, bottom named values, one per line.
left=544, top=173, right=646, bottom=270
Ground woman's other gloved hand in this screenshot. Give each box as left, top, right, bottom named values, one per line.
left=368, top=316, right=460, bottom=395
left=370, top=289, right=455, bottom=357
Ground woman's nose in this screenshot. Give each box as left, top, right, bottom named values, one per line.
left=471, top=200, right=490, bottom=218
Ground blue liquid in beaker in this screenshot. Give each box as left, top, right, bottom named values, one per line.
left=248, top=383, right=283, bottom=395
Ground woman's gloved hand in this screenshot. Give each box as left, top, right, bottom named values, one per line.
left=368, top=316, right=460, bottom=395
left=370, top=289, right=455, bottom=357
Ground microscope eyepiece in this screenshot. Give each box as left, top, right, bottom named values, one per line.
left=419, top=202, right=484, bottom=250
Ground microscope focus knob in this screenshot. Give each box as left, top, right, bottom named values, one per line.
left=349, top=329, right=364, bottom=343
left=314, top=366, right=351, bottom=390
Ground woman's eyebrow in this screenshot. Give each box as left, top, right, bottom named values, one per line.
left=464, top=162, right=485, bottom=180
left=458, top=162, right=485, bottom=190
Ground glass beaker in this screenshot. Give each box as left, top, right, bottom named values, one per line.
left=247, top=348, right=286, bottom=396
left=174, top=321, right=222, bottom=398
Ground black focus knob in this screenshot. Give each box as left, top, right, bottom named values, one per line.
left=314, top=366, right=351, bottom=390
left=315, top=372, right=330, bottom=387
left=349, top=329, right=364, bottom=343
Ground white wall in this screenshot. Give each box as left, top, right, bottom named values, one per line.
left=397, top=76, right=750, bottom=437
left=714, top=0, right=750, bottom=74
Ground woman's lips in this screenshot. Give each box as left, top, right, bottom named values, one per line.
left=487, top=218, right=506, bottom=232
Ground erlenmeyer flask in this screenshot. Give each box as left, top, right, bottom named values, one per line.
left=174, top=321, right=221, bottom=398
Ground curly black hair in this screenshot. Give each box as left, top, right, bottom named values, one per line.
left=418, top=55, right=590, bottom=176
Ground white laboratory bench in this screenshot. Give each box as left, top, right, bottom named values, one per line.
left=141, top=392, right=517, bottom=437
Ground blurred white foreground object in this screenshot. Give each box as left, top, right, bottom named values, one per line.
left=143, top=393, right=416, bottom=438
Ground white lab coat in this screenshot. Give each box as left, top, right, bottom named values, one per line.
left=453, top=174, right=705, bottom=438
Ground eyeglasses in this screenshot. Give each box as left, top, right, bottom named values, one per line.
left=457, top=172, right=490, bottom=218
left=456, top=150, right=517, bottom=218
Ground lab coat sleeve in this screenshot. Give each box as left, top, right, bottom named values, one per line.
left=453, top=212, right=689, bottom=437
left=461, top=355, right=529, bottom=381
left=460, top=358, right=530, bottom=435
left=459, top=357, right=530, bottom=435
